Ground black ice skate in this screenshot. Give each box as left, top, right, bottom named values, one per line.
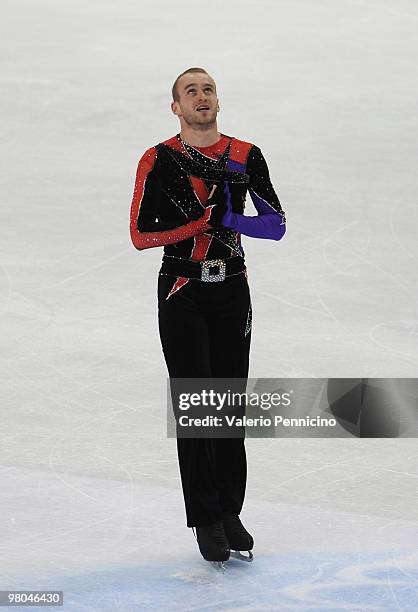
left=222, top=514, right=254, bottom=562
left=195, top=521, right=230, bottom=568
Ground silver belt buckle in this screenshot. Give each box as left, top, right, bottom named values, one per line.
left=201, top=258, right=226, bottom=282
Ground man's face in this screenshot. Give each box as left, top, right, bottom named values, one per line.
left=172, top=73, right=219, bottom=128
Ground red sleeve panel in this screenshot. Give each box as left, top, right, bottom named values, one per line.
left=129, top=147, right=216, bottom=251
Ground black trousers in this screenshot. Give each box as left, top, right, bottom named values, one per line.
left=158, top=271, right=252, bottom=527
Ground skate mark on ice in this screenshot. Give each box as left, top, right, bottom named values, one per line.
left=7, top=548, right=418, bottom=610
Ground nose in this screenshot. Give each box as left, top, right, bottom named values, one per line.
left=197, top=88, right=208, bottom=101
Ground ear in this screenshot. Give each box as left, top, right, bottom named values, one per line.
left=171, top=101, right=180, bottom=116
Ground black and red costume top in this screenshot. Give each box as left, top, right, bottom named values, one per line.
left=130, top=133, right=286, bottom=265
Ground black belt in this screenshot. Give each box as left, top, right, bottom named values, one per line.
left=159, top=255, right=246, bottom=282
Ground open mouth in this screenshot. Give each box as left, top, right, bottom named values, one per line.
left=196, top=106, right=210, bottom=111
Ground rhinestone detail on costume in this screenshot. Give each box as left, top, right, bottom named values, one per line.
left=245, top=302, right=252, bottom=337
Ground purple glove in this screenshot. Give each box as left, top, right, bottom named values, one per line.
left=221, top=183, right=286, bottom=241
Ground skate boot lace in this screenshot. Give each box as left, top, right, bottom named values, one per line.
left=212, top=521, right=228, bottom=547
left=192, top=523, right=228, bottom=547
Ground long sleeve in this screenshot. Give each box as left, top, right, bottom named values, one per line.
left=129, top=147, right=217, bottom=251
left=221, top=146, right=286, bottom=241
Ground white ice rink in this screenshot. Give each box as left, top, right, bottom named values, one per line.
left=2, top=0, right=418, bottom=609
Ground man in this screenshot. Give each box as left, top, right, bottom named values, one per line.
left=130, top=67, right=286, bottom=564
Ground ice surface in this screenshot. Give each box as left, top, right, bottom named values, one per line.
left=1, top=0, right=418, bottom=609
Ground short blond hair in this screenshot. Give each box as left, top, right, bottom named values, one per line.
left=172, top=67, right=210, bottom=102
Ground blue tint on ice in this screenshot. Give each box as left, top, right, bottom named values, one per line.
left=10, top=549, right=418, bottom=611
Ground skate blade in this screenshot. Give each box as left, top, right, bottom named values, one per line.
left=209, top=560, right=227, bottom=572
left=230, top=550, right=254, bottom=562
